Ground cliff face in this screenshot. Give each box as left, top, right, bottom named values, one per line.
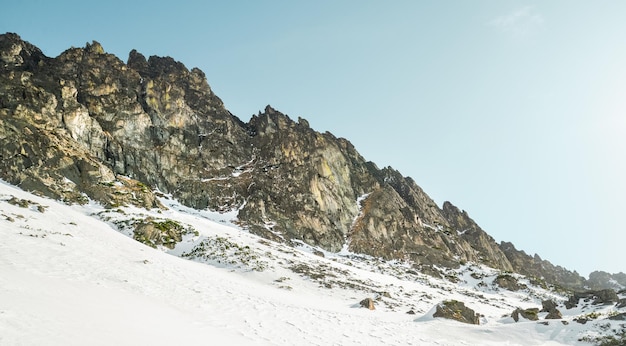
left=0, top=33, right=598, bottom=289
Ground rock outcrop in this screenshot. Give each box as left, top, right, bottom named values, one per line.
left=541, top=300, right=562, bottom=320
left=541, top=300, right=558, bottom=313
left=565, top=289, right=619, bottom=309
left=359, top=298, right=375, bottom=310
left=493, top=274, right=525, bottom=291
left=499, top=242, right=586, bottom=290
left=433, top=300, right=480, bottom=325
left=0, top=32, right=606, bottom=290
left=608, top=312, right=626, bottom=321
left=511, top=308, right=539, bottom=322
left=587, top=271, right=626, bottom=290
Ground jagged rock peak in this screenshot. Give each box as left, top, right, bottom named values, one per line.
left=125, top=47, right=219, bottom=109
left=127, top=49, right=149, bottom=75
left=265, top=104, right=278, bottom=114
left=442, top=201, right=462, bottom=214
left=442, top=201, right=481, bottom=234
left=85, top=40, right=104, bottom=54
left=588, top=271, right=626, bottom=290
left=127, top=50, right=188, bottom=78
left=0, top=32, right=46, bottom=68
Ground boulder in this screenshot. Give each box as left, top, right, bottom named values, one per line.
left=540, top=299, right=558, bottom=313
left=541, top=299, right=562, bottom=319
left=511, top=308, right=539, bottom=322
left=133, top=218, right=193, bottom=249
left=565, top=295, right=578, bottom=309
left=433, top=300, right=480, bottom=325
left=359, top=298, right=375, bottom=310
left=313, top=250, right=325, bottom=258
left=565, top=289, right=619, bottom=309
left=545, top=310, right=562, bottom=320
left=593, top=289, right=619, bottom=305
left=494, top=274, right=525, bottom=291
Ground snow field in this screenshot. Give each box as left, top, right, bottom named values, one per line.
left=1, top=181, right=620, bottom=345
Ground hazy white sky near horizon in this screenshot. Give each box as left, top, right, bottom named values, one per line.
left=2, top=1, right=625, bottom=277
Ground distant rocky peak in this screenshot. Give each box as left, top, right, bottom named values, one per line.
left=127, top=49, right=149, bottom=75
left=588, top=271, right=626, bottom=290
left=127, top=48, right=224, bottom=114
left=442, top=201, right=475, bottom=231
left=147, top=55, right=188, bottom=79
left=249, top=105, right=302, bottom=134
left=264, top=104, right=279, bottom=115
left=442, top=201, right=460, bottom=214
left=128, top=48, right=193, bottom=80
left=0, top=32, right=46, bottom=69
left=84, top=40, right=105, bottom=55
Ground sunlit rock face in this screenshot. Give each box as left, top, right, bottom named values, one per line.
left=0, top=32, right=598, bottom=289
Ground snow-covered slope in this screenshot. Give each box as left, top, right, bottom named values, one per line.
left=1, top=181, right=623, bottom=345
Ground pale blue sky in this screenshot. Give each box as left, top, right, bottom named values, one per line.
left=3, top=1, right=625, bottom=277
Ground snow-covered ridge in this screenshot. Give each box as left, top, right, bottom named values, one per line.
left=0, top=180, right=624, bottom=345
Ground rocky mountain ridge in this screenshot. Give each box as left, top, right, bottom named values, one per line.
left=0, top=33, right=619, bottom=290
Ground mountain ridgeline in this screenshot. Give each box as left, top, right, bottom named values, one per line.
left=0, top=33, right=616, bottom=290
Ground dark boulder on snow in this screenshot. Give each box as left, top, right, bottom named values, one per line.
left=359, top=298, right=375, bottom=310
left=511, top=308, right=539, bottom=322
left=433, top=300, right=480, bottom=325
left=541, top=299, right=558, bottom=313
left=545, top=309, right=562, bottom=320
left=494, top=274, right=525, bottom=291
left=541, top=299, right=562, bottom=319
left=565, top=289, right=619, bottom=309
left=593, top=289, right=619, bottom=305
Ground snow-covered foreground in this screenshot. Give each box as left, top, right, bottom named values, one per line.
left=0, top=181, right=622, bottom=345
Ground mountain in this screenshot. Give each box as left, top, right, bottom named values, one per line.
left=2, top=179, right=625, bottom=345
left=0, top=32, right=618, bottom=290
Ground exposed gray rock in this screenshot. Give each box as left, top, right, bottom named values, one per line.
left=587, top=270, right=626, bottom=290
left=545, top=310, right=562, bottom=320
left=593, top=289, right=619, bottom=305
left=608, top=312, right=626, bottom=321
left=441, top=202, right=513, bottom=271
left=494, top=274, right=525, bottom=291
left=541, top=300, right=562, bottom=319
left=133, top=217, right=195, bottom=249
left=511, top=308, right=539, bottom=322
left=313, top=250, right=325, bottom=258
left=433, top=300, right=480, bottom=325
left=565, top=289, right=619, bottom=309
left=574, top=317, right=589, bottom=324
left=499, top=242, right=585, bottom=290
left=359, top=298, right=375, bottom=310
left=541, top=299, right=558, bottom=313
